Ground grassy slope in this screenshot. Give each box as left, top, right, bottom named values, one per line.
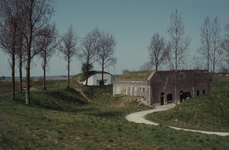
left=0, top=77, right=229, bottom=149
left=146, top=76, right=229, bottom=132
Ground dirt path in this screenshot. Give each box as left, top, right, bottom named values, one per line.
left=126, top=104, right=229, bottom=136
left=74, top=88, right=91, bottom=102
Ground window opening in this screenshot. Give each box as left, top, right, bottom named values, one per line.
left=203, top=89, right=205, bottom=94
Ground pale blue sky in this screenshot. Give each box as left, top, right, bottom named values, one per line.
left=0, top=0, right=228, bottom=77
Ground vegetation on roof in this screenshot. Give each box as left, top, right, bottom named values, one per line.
left=116, top=71, right=152, bottom=80
left=70, top=71, right=113, bottom=87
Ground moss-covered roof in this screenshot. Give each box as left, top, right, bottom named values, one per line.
left=116, top=71, right=152, bottom=80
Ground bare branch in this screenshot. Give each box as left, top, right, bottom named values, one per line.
left=148, top=32, right=167, bottom=70
left=139, top=62, right=153, bottom=71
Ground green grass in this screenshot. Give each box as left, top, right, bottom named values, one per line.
left=116, top=71, right=152, bottom=80
left=0, top=78, right=229, bottom=149
left=146, top=76, right=229, bottom=132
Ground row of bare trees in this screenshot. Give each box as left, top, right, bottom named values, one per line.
left=59, top=27, right=117, bottom=87
left=0, top=0, right=55, bottom=105
left=140, top=9, right=228, bottom=105
left=0, top=0, right=117, bottom=105
left=141, top=10, right=228, bottom=74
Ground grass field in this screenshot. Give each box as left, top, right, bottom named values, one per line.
left=146, top=76, right=229, bottom=132
left=0, top=75, right=229, bottom=149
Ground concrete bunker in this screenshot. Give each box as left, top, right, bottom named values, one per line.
left=113, top=70, right=211, bottom=107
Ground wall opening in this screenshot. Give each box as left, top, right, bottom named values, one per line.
left=167, top=94, right=173, bottom=103
left=183, top=91, right=191, bottom=100
left=180, top=90, right=184, bottom=102
left=161, top=92, right=164, bottom=105
left=203, top=89, right=205, bottom=94
left=197, top=90, right=199, bottom=96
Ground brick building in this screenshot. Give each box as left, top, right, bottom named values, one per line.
left=113, top=70, right=211, bottom=106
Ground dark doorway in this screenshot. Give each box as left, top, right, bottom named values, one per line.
left=167, top=94, right=173, bottom=103
left=203, top=89, right=205, bottom=94
left=183, top=91, right=191, bottom=100
left=197, top=90, right=199, bottom=96
left=161, top=93, right=164, bottom=105
left=180, top=90, right=184, bottom=102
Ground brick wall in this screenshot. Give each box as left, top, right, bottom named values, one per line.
left=113, top=70, right=211, bottom=106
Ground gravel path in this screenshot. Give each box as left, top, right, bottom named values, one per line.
left=74, top=88, right=92, bottom=102
left=126, top=104, right=229, bottom=136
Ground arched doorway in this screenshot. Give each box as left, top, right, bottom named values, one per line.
left=161, top=92, right=164, bottom=105
left=203, top=89, right=205, bottom=94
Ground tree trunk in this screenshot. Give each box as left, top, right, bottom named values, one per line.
left=26, top=34, right=32, bottom=105
left=101, top=67, right=104, bottom=86
left=19, top=55, right=22, bottom=93
left=207, top=43, right=210, bottom=72
left=101, top=59, right=104, bottom=86
left=174, top=71, right=177, bottom=105
left=86, top=66, right=89, bottom=86
left=11, top=52, right=15, bottom=100
left=25, top=58, right=30, bottom=105
left=43, top=56, right=46, bottom=90
left=67, top=59, right=70, bottom=88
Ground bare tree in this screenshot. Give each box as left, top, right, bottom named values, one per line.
left=37, top=23, right=58, bottom=90
left=139, top=62, right=153, bottom=71
left=58, top=25, right=79, bottom=88
left=166, top=9, right=191, bottom=105
left=0, top=19, right=17, bottom=100
left=148, top=32, right=167, bottom=70
left=16, top=35, right=25, bottom=93
left=0, top=0, right=22, bottom=100
left=196, top=16, right=223, bottom=92
left=221, top=24, right=229, bottom=66
left=97, top=31, right=117, bottom=85
left=198, top=16, right=223, bottom=72
left=211, top=17, right=223, bottom=73
left=198, top=16, right=212, bottom=72
left=79, top=28, right=100, bottom=86
left=20, top=0, right=55, bottom=105
left=15, top=15, right=26, bottom=93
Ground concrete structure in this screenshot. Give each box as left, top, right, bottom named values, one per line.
left=83, top=72, right=114, bottom=86
left=113, top=70, right=211, bottom=106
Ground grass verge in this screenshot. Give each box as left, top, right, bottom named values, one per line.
left=0, top=78, right=229, bottom=149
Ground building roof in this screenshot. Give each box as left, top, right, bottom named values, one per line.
left=81, top=71, right=115, bottom=81
left=116, top=71, right=152, bottom=80
left=115, top=70, right=209, bottom=80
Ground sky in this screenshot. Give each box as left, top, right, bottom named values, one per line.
left=0, top=0, right=229, bottom=77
